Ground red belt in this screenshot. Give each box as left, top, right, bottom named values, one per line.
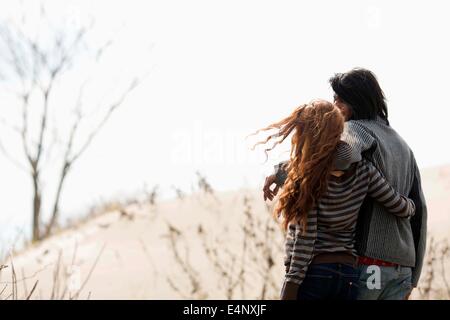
left=358, top=256, right=399, bottom=267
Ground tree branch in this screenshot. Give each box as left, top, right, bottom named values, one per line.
left=69, top=77, right=140, bottom=164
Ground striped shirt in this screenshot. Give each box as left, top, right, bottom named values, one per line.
left=283, top=158, right=415, bottom=287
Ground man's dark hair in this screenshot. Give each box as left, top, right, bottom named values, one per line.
left=329, top=68, right=389, bottom=125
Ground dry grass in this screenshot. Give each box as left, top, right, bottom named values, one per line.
left=0, top=244, right=105, bottom=300
left=164, top=174, right=284, bottom=299
left=417, top=237, right=450, bottom=300
left=171, top=185, right=185, bottom=201
left=164, top=223, right=206, bottom=299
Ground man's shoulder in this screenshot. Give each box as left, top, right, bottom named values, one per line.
left=346, top=119, right=383, bottom=132
left=342, top=120, right=377, bottom=146
left=348, top=119, right=417, bottom=165
left=347, top=119, right=409, bottom=147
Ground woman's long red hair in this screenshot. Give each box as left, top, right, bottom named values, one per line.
left=252, top=100, right=344, bottom=231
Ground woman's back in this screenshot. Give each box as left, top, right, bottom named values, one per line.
left=316, top=161, right=376, bottom=257
left=284, top=158, right=415, bottom=282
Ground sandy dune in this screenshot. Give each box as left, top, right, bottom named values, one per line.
left=1, top=165, right=449, bottom=300
left=1, top=189, right=284, bottom=299
left=421, top=165, right=450, bottom=240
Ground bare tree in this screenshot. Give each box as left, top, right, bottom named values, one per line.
left=0, top=6, right=143, bottom=242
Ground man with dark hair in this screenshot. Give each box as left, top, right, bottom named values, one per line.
left=264, top=68, right=427, bottom=300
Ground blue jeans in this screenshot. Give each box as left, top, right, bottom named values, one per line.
left=297, top=263, right=360, bottom=300
left=357, top=265, right=412, bottom=300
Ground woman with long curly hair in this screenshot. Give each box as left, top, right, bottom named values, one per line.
left=251, top=99, right=415, bottom=300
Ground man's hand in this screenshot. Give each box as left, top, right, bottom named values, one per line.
left=263, top=174, right=280, bottom=201
left=280, top=281, right=299, bottom=300
left=404, top=288, right=414, bottom=300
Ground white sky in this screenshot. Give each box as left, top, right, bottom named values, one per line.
left=0, top=0, right=449, bottom=244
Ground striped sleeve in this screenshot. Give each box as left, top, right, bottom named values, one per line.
left=283, top=210, right=317, bottom=286
left=365, top=160, right=416, bottom=218
left=274, top=137, right=363, bottom=187
left=283, top=224, right=296, bottom=272
left=281, top=211, right=317, bottom=299
left=334, top=121, right=378, bottom=170
left=275, top=120, right=378, bottom=186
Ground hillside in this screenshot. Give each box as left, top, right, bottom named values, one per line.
left=0, top=165, right=449, bottom=300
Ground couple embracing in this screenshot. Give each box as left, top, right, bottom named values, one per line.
left=255, top=68, right=427, bottom=300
